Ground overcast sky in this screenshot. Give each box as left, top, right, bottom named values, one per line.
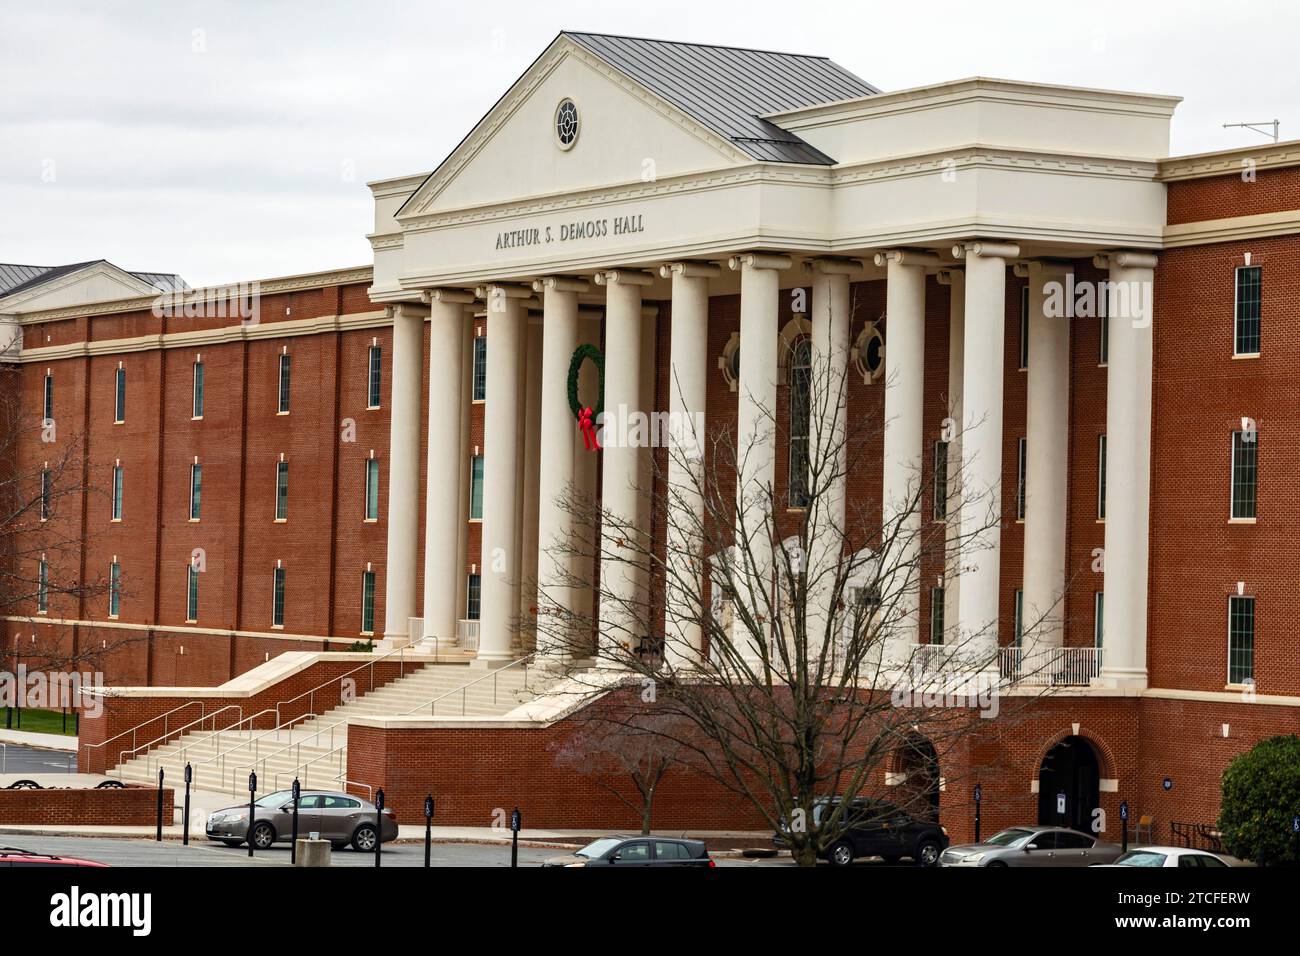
left=2, top=0, right=1297, bottom=287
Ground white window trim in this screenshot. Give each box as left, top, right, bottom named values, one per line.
left=367, top=345, right=382, bottom=410
left=363, top=459, right=380, bottom=523
left=360, top=570, right=376, bottom=635
left=1233, top=265, right=1262, bottom=358
left=111, top=465, right=124, bottom=523
left=108, top=562, right=121, bottom=620
left=274, top=460, right=289, bottom=523
left=189, top=463, right=202, bottom=522
left=1229, top=430, right=1257, bottom=521
left=277, top=353, right=291, bottom=415
left=1093, top=591, right=1104, bottom=649
left=1016, top=436, right=1027, bottom=522
left=192, top=361, right=205, bottom=420
left=113, top=367, right=126, bottom=425
left=471, top=336, right=488, bottom=405
left=1226, top=594, right=1255, bottom=687
left=468, top=455, right=484, bottom=523
left=1097, top=434, right=1106, bottom=522
left=271, top=567, right=286, bottom=629
left=186, top=565, right=199, bottom=623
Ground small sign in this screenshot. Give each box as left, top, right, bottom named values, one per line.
left=1292, top=815, right=1299, bottom=833
left=184, top=763, right=192, bottom=785
left=424, top=796, right=435, bottom=820
left=510, top=808, right=522, bottom=833
left=376, top=788, right=385, bottom=811
left=1056, top=792, right=1067, bottom=815
left=1120, top=800, right=1129, bottom=822
left=1162, top=777, right=1173, bottom=791
left=248, top=771, right=257, bottom=793
left=292, top=779, right=301, bottom=801
left=973, top=784, right=982, bottom=804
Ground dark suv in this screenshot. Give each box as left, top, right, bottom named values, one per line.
left=774, top=798, right=949, bottom=866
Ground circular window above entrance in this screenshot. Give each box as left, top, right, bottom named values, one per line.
left=555, top=98, right=579, bottom=150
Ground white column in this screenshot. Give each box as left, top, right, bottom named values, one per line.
left=532, top=276, right=588, bottom=665
left=660, top=261, right=718, bottom=668
left=938, top=268, right=965, bottom=641
left=1097, top=251, right=1157, bottom=689
left=873, top=250, right=939, bottom=662
left=1020, top=261, right=1072, bottom=650
left=474, top=283, right=529, bottom=662
left=806, top=258, right=857, bottom=653
left=594, top=269, right=654, bottom=659
left=727, top=253, right=791, bottom=662
left=382, top=301, right=427, bottom=645
left=517, top=313, right=543, bottom=651
left=420, top=290, right=473, bottom=650
left=952, top=241, right=1019, bottom=666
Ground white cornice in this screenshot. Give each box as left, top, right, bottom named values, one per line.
left=0, top=261, right=159, bottom=312
left=1159, top=140, right=1300, bottom=181
left=398, top=37, right=751, bottom=219
left=15, top=310, right=389, bottom=362
left=769, top=76, right=1181, bottom=129
left=1163, top=209, right=1300, bottom=247
left=14, top=265, right=373, bottom=325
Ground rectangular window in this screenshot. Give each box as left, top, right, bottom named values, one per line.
left=1093, top=592, right=1105, bottom=649
left=1099, top=315, right=1109, bottom=365
left=186, top=564, right=199, bottom=622
left=933, top=440, right=949, bottom=521
left=272, top=566, right=286, bottom=627
left=275, top=460, right=289, bottom=521
left=278, top=353, right=291, bottom=413
left=1016, top=437, right=1027, bottom=520
left=1019, top=284, right=1030, bottom=370
left=929, top=586, right=944, bottom=645
left=1228, top=595, right=1255, bottom=685
left=1231, top=430, right=1257, bottom=519
left=1234, top=265, right=1262, bottom=356
left=114, top=367, right=126, bottom=423
left=40, top=468, right=51, bottom=521
left=361, top=570, right=376, bottom=633
left=189, top=463, right=202, bottom=520
left=364, top=459, right=380, bottom=521
left=1013, top=589, right=1024, bottom=648
left=367, top=345, right=382, bottom=408
left=43, top=373, right=54, bottom=422
left=469, top=455, right=484, bottom=520
left=472, top=336, right=487, bottom=402
left=466, top=573, right=482, bottom=621
left=38, top=559, right=49, bottom=614
left=192, top=361, right=205, bottom=419
left=111, top=465, right=124, bottom=521
left=788, top=342, right=811, bottom=508
left=1097, top=435, right=1107, bottom=520
left=109, top=562, right=121, bottom=617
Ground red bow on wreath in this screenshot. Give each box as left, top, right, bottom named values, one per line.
left=578, top=406, right=600, bottom=451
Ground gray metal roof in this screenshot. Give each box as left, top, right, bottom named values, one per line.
left=564, top=32, right=878, bottom=164
left=0, top=260, right=188, bottom=299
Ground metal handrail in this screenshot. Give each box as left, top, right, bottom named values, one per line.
left=163, top=707, right=282, bottom=774
left=81, top=700, right=205, bottom=758
left=399, top=653, right=534, bottom=717
left=115, top=705, right=243, bottom=773
left=274, top=741, right=348, bottom=791
left=200, top=710, right=326, bottom=793
left=274, top=645, right=413, bottom=726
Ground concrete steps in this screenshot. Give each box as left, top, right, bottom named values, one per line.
left=111, top=660, right=537, bottom=797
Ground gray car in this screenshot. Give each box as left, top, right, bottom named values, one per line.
left=206, top=789, right=399, bottom=852
left=940, top=826, right=1123, bottom=867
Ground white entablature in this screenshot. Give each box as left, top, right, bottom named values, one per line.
left=368, top=34, right=1179, bottom=298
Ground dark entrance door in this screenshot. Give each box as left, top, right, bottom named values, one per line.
left=896, top=735, right=941, bottom=822
left=1037, top=736, right=1100, bottom=831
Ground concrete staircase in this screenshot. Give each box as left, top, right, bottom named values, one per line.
left=111, top=662, right=535, bottom=797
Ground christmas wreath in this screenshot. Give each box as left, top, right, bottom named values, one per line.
left=566, top=343, right=605, bottom=421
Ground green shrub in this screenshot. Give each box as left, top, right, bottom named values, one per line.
left=347, top=639, right=375, bottom=653
left=1218, top=734, right=1300, bottom=866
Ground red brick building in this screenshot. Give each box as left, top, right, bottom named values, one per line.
left=11, top=33, right=1300, bottom=840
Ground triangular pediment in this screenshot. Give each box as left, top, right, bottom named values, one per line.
left=398, top=35, right=752, bottom=219
left=0, top=261, right=160, bottom=313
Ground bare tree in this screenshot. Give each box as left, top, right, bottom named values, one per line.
left=549, top=708, right=691, bottom=835
left=0, top=362, right=142, bottom=701
left=533, top=296, right=1064, bottom=866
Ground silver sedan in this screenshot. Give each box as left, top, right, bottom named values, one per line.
left=940, top=826, right=1123, bottom=867
left=206, top=789, right=398, bottom=852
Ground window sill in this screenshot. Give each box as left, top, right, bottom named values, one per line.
left=472, top=399, right=486, bottom=406
left=271, top=624, right=284, bottom=631
left=1228, top=517, right=1257, bottom=525
left=1232, top=352, right=1261, bottom=360
left=1096, top=518, right=1105, bottom=524
left=1098, top=362, right=1108, bottom=369
left=468, top=517, right=482, bottom=524
left=191, top=416, right=203, bottom=422
left=188, top=518, right=200, bottom=524
left=1224, top=682, right=1255, bottom=693
left=185, top=619, right=197, bottom=625
left=276, top=411, right=290, bottom=416
left=363, top=518, right=378, bottom=524
left=274, top=518, right=287, bottom=524
left=113, top=420, right=124, bottom=426
left=360, top=631, right=375, bottom=638
left=366, top=404, right=380, bottom=411
left=785, top=507, right=807, bottom=514
left=110, top=518, right=122, bottom=524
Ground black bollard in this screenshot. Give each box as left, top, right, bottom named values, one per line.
left=247, top=771, right=257, bottom=858
left=290, top=777, right=301, bottom=864
left=155, top=767, right=165, bottom=842
left=973, top=783, right=982, bottom=843
left=424, top=794, right=435, bottom=868
left=510, top=807, right=521, bottom=868
left=182, top=764, right=192, bottom=847
left=375, top=788, right=385, bottom=868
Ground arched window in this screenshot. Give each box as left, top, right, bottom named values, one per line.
left=788, top=337, right=812, bottom=507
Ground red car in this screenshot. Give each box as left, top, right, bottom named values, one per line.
left=0, top=846, right=108, bottom=868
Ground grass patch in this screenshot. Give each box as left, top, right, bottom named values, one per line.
left=2, top=707, right=78, bottom=736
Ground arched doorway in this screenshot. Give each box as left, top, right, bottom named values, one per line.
left=895, top=735, right=941, bottom=822
left=1037, top=735, right=1101, bottom=831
